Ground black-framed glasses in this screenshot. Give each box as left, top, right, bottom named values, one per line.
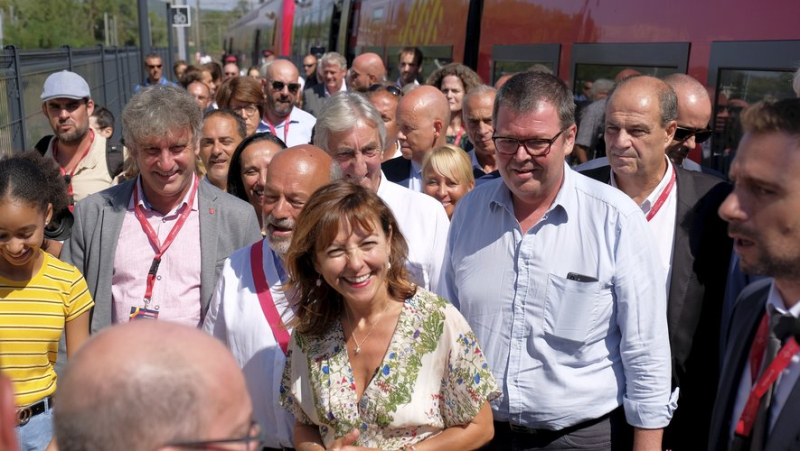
left=270, top=80, right=301, bottom=94
left=674, top=126, right=712, bottom=143
left=231, top=103, right=260, bottom=117
left=368, top=84, right=403, bottom=97
left=164, top=419, right=264, bottom=449
left=493, top=128, right=567, bottom=156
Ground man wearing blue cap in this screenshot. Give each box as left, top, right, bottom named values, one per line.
left=40, top=70, right=114, bottom=204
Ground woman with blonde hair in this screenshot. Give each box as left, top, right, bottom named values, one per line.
left=281, top=182, right=497, bottom=451
left=426, top=63, right=483, bottom=151
left=422, top=144, right=475, bottom=219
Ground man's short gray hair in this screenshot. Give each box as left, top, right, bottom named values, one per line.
left=314, top=92, right=386, bottom=153
left=319, top=52, right=347, bottom=72
left=463, top=84, right=496, bottom=119
left=494, top=72, right=575, bottom=130
left=590, top=79, right=614, bottom=99
left=122, top=85, right=203, bottom=151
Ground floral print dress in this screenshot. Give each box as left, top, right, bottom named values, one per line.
left=280, top=288, right=499, bottom=449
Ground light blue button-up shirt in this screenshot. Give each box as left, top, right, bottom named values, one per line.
left=441, top=163, right=675, bottom=430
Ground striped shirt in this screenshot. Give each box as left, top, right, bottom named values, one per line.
left=0, top=251, right=93, bottom=406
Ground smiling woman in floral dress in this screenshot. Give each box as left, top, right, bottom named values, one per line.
left=280, top=181, right=497, bottom=451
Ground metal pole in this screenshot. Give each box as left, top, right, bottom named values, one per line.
left=100, top=45, right=109, bottom=107
left=194, top=0, right=201, bottom=60
left=137, top=0, right=151, bottom=84
left=104, top=13, right=109, bottom=47
left=166, top=2, right=175, bottom=81
left=63, top=45, right=73, bottom=71
left=5, top=45, right=28, bottom=151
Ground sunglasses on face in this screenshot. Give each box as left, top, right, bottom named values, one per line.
left=368, top=84, right=403, bottom=97
left=270, top=80, right=301, bottom=93
left=674, top=126, right=712, bottom=143
left=147, top=64, right=162, bottom=69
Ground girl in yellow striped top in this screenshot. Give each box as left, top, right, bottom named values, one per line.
left=0, top=151, right=93, bottom=450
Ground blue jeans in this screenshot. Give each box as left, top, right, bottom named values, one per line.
left=15, top=398, right=54, bottom=451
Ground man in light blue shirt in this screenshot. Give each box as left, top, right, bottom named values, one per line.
left=441, top=71, right=675, bottom=449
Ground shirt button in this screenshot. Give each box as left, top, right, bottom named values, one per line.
left=157, top=275, right=162, bottom=281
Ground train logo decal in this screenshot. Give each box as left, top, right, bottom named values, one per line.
left=398, top=0, right=444, bottom=46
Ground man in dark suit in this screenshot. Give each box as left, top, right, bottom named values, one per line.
left=581, top=75, right=732, bottom=450
left=383, top=86, right=449, bottom=191
left=709, top=98, right=800, bottom=451
left=62, top=85, right=262, bottom=334
left=301, top=51, right=347, bottom=118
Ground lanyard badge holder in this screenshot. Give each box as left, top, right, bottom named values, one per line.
left=130, top=258, right=161, bottom=320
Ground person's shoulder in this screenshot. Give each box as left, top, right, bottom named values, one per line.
left=304, top=84, right=324, bottom=97
left=78, top=179, right=134, bottom=209
left=291, top=107, right=316, bottom=124
left=570, top=169, right=642, bottom=217
left=677, top=165, right=729, bottom=195
left=409, top=286, right=449, bottom=311
left=199, top=180, right=251, bottom=211
left=459, top=177, right=504, bottom=208
left=382, top=180, right=441, bottom=211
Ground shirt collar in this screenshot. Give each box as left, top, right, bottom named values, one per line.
left=410, top=159, right=423, bottom=177
left=766, top=281, right=800, bottom=318
left=470, top=150, right=482, bottom=171
left=488, top=161, right=572, bottom=222
left=610, top=156, right=674, bottom=213
left=135, top=174, right=199, bottom=215
left=324, top=83, right=347, bottom=98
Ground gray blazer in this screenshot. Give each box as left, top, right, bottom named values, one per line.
left=301, top=84, right=326, bottom=118
left=62, top=177, right=262, bottom=333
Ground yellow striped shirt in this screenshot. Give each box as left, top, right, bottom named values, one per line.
left=0, top=250, right=93, bottom=407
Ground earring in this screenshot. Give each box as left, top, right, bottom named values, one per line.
left=316, top=275, right=322, bottom=287
left=387, top=261, right=392, bottom=270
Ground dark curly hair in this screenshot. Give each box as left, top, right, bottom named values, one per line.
left=425, top=63, right=483, bottom=101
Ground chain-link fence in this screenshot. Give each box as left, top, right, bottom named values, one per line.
left=0, top=45, right=170, bottom=157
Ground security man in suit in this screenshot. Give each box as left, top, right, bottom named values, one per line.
left=581, top=75, right=732, bottom=449
left=62, top=85, right=262, bottom=333
left=709, top=98, right=800, bottom=451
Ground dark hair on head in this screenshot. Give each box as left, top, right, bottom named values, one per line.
left=226, top=132, right=287, bottom=203
left=180, top=66, right=204, bottom=88
left=741, top=98, right=800, bottom=138
left=173, top=59, right=188, bottom=71
left=425, top=63, right=483, bottom=102
left=494, top=71, right=576, bottom=130
left=0, top=150, right=69, bottom=216
left=217, top=76, right=265, bottom=117
left=203, top=62, right=223, bottom=83
left=285, top=181, right=416, bottom=336
left=204, top=109, right=247, bottom=139
left=144, top=52, right=161, bottom=61
left=399, top=47, right=423, bottom=66
left=91, top=106, right=114, bottom=130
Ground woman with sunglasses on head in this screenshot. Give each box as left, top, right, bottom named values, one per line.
left=217, top=76, right=265, bottom=137
left=0, top=151, right=93, bottom=451
left=226, top=132, right=287, bottom=230
left=422, top=145, right=475, bottom=219
left=366, top=83, right=404, bottom=161
left=426, top=63, right=483, bottom=152
left=281, top=182, right=498, bottom=451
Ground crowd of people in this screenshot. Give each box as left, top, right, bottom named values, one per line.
left=1, top=45, right=800, bottom=451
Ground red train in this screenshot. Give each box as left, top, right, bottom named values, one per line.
left=225, top=0, right=800, bottom=166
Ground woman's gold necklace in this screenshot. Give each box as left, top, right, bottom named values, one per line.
left=345, top=301, right=391, bottom=355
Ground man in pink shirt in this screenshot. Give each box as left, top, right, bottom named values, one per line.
left=63, top=85, right=262, bottom=332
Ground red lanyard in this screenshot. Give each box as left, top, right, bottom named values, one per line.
left=264, top=114, right=291, bottom=144
left=132, top=176, right=199, bottom=304
left=453, top=125, right=464, bottom=148
left=645, top=167, right=676, bottom=222
left=53, top=129, right=95, bottom=210
left=250, top=241, right=291, bottom=354
left=735, top=312, right=800, bottom=438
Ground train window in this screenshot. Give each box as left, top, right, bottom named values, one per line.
left=706, top=40, right=800, bottom=172
left=387, top=45, right=453, bottom=84
left=491, top=44, right=560, bottom=85
left=570, top=42, right=689, bottom=95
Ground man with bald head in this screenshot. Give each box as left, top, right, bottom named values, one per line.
left=383, top=85, right=450, bottom=191
left=187, top=80, right=212, bottom=111
left=259, top=59, right=316, bottom=146
left=203, top=144, right=337, bottom=449
left=581, top=75, right=732, bottom=449
left=463, top=85, right=498, bottom=177
left=55, top=321, right=256, bottom=450
left=314, top=92, right=449, bottom=293
left=348, top=52, right=387, bottom=93
left=663, top=73, right=718, bottom=175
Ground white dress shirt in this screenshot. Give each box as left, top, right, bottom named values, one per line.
left=729, top=282, right=800, bottom=439
left=377, top=174, right=449, bottom=294
left=406, top=159, right=424, bottom=192
left=441, top=163, right=675, bottom=430
left=257, top=107, right=316, bottom=147
left=202, top=239, right=294, bottom=448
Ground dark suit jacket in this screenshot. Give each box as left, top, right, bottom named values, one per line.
left=301, top=84, right=326, bottom=118
left=581, top=165, right=732, bottom=449
left=382, top=156, right=412, bottom=186
left=709, top=279, right=800, bottom=450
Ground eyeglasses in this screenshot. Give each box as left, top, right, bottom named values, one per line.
left=165, top=419, right=264, bottom=449
left=368, top=84, right=403, bottom=97
left=493, top=128, right=567, bottom=156
left=674, top=126, right=712, bottom=143
left=147, top=64, right=162, bottom=69
left=270, top=80, right=301, bottom=94
left=232, top=104, right=260, bottom=117
left=225, top=72, right=238, bottom=77
left=303, top=63, right=315, bottom=68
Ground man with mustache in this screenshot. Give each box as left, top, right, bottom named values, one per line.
left=259, top=59, right=316, bottom=147
left=203, top=144, right=339, bottom=448
left=39, top=71, right=114, bottom=203
left=581, top=75, right=732, bottom=449
left=709, top=98, right=800, bottom=451
left=442, top=71, right=673, bottom=449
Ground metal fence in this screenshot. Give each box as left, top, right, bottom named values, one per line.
left=0, top=45, right=170, bottom=157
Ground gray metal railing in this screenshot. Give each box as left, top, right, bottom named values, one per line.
left=0, top=45, right=169, bottom=157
